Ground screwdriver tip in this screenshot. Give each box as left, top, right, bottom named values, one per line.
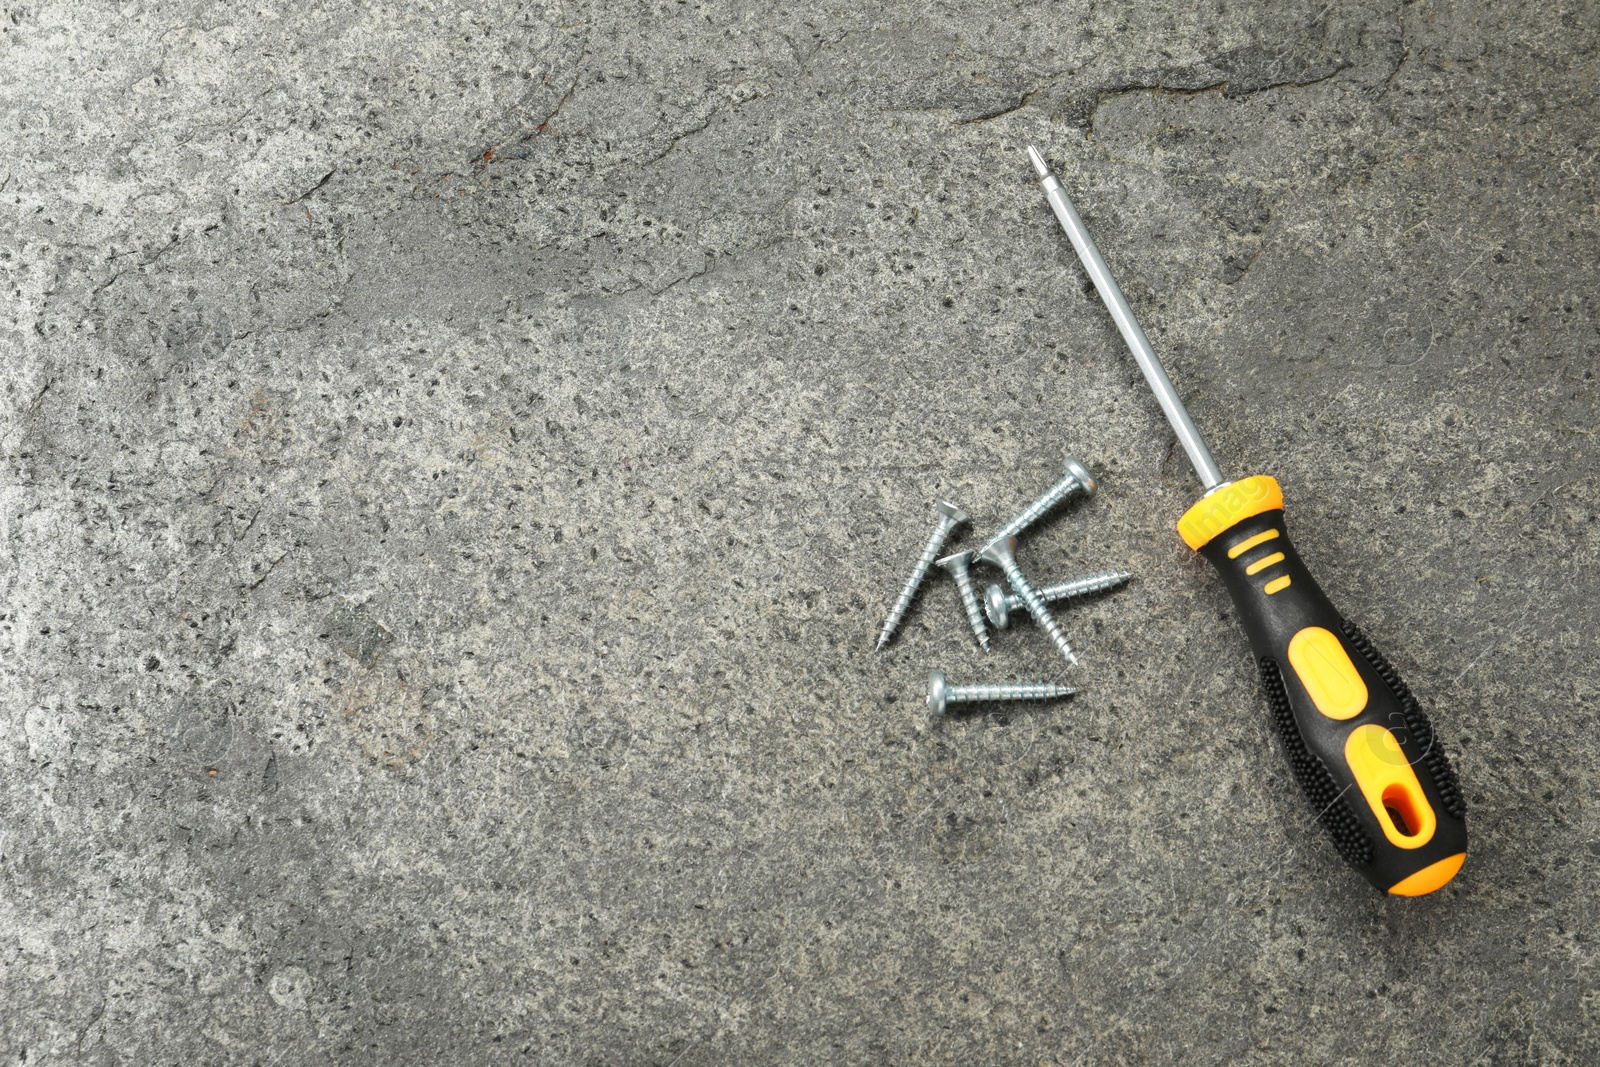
left=1026, top=144, right=1050, bottom=179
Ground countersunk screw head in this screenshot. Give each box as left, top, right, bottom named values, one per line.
left=983, top=582, right=1011, bottom=629
left=977, top=535, right=1017, bottom=570
left=927, top=670, right=950, bottom=718
left=935, top=499, right=969, bottom=525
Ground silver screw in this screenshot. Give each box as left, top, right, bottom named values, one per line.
left=984, top=569, right=1131, bottom=630
left=876, top=499, right=969, bottom=651
left=976, top=456, right=1096, bottom=560
left=926, top=669, right=1075, bottom=719
left=936, top=549, right=989, bottom=651
left=978, top=536, right=1079, bottom=666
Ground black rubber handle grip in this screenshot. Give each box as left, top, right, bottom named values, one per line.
left=1185, top=481, right=1466, bottom=895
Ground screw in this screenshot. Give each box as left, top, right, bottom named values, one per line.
left=978, top=536, right=1079, bottom=666
left=926, top=669, right=1075, bottom=719
left=876, top=499, right=968, bottom=651
left=936, top=549, right=989, bottom=651
left=976, top=456, right=1095, bottom=560
left=984, top=570, right=1131, bottom=630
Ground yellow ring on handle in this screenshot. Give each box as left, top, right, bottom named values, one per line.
left=1178, top=475, right=1285, bottom=550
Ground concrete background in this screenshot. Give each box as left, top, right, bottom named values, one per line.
left=3, top=0, right=1597, bottom=1062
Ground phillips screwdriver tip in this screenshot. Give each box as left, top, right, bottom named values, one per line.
left=1026, top=144, right=1050, bottom=179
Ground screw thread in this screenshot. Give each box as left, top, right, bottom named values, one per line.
left=948, top=565, right=991, bottom=651
left=979, top=472, right=1086, bottom=557
left=1003, top=561, right=1079, bottom=666
left=1007, top=569, right=1131, bottom=614
left=876, top=516, right=957, bottom=649
left=947, top=680, right=1075, bottom=704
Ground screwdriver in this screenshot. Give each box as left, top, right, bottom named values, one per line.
left=1026, top=146, right=1466, bottom=896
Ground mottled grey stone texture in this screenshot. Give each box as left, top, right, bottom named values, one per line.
left=2, top=1, right=1597, bottom=1063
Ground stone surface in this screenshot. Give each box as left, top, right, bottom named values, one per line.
left=3, top=1, right=1598, bottom=1063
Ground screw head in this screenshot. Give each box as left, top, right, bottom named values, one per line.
left=983, top=582, right=1011, bottom=629
left=926, top=670, right=949, bottom=718
left=935, top=499, right=969, bottom=526
left=978, top=535, right=1017, bottom=570
left=935, top=549, right=974, bottom=573
left=1063, top=457, right=1096, bottom=497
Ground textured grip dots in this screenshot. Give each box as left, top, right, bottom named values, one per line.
left=1259, top=657, right=1374, bottom=867
left=1340, top=622, right=1466, bottom=820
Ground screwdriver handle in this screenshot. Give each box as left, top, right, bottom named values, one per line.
left=1180, top=476, right=1467, bottom=895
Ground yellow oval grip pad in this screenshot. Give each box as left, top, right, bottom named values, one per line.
left=1287, top=627, right=1369, bottom=720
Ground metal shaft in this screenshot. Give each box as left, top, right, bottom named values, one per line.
left=1000, top=558, right=1079, bottom=666
left=1028, top=570, right=1132, bottom=609
left=927, top=669, right=1075, bottom=718
left=984, top=569, right=1130, bottom=630
left=979, top=538, right=1079, bottom=667
left=1027, top=145, right=1226, bottom=491
left=976, top=457, right=1094, bottom=561
left=947, top=680, right=1074, bottom=705
left=937, top=551, right=991, bottom=652
left=876, top=503, right=966, bottom=650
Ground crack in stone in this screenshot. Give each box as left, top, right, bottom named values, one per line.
left=286, top=168, right=336, bottom=204
left=600, top=233, right=794, bottom=303
left=141, top=233, right=183, bottom=267
left=247, top=548, right=292, bottom=591
left=1381, top=0, right=1412, bottom=96
left=474, top=23, right=592, bottom=165
left=535, top=41, right=587, bottom=134
left=639, top=93, right=765, bottom=168
left=1085, top=60, right=1350, bottom=131
left=27, top=375, right=54, bottom=409
left=951, top=88, right=1040, bottom=125
left=891, top=49, right=1352, bottom=137
left=521, top=24, right=591, bottom=144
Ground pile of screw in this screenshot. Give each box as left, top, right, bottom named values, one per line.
left=875, top=456, right=1131, bottom=723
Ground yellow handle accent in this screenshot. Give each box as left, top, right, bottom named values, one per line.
left=1178, top=475, right=1284, bottom=550
left=1344, top=725, right=1437, bottom=850
left=1226, top=528, right=1280, bottom=559
left=1245, top=551, right=1286, bottom=576
left=1387, top=852, right=1466, bottom=896
left=1286, top=627, right=1369, bottom=720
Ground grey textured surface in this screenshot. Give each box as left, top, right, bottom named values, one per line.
left=3, top=1, right=1598, bottom=1063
